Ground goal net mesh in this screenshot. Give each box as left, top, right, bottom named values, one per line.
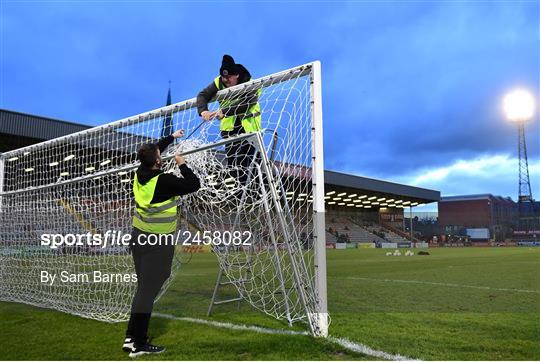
left=0, top=63, right=327, bottom=334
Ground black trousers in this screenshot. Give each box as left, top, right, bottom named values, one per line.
left=126, top=229, right=174, bottom=346
left=224, top=137, right=258, bottom=185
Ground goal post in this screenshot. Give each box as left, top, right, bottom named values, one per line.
left=0, top=62, right=328, bottom=336
left=311, top=61, right=329, bottom=337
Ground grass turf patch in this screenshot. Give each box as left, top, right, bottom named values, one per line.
left=0, top=247, right=538, bottom=360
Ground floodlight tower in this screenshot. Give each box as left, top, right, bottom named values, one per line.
left=503, top=89, right=536, bottom=226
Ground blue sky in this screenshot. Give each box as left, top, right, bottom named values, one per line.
left=1, top=1, right=539, bottom=210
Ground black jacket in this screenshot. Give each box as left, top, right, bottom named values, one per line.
left=135, top=135, right=200, bottom=204
left=196, top=65, right=259, bottom=135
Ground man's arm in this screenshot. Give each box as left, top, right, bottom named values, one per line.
left=197, top=82, right=219, bottom=116
left=156, top=135, right=174, bottom=153
left=156, top=130, right=185, bottom=152
left=154, top=164, right=201, bottom=199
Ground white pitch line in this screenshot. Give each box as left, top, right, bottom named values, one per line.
left=338, top=276, right=540, bottom=293
left=154, top=313, right=418, bottom=360
left=328, top=336, right=419, bottom=361
left=154, top=312, right=308, bottom=336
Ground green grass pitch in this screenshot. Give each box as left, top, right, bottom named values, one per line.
left=1, top=247, right=538, bottom=360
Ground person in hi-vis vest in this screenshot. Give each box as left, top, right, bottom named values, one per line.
left=124, top=129, right=200, bottom=357
left=196, top=54, right=261, bottom=185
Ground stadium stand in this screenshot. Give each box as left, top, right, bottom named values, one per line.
left=1, top=108, right=440, bottom=247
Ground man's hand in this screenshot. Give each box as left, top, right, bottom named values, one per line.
left=172, top=129, right=185, bottom=139
left=201, top=111, right=216, bottom=121
left=215, top=109, right=224, bottom=120
left=175, top=153, right=186, bottom=166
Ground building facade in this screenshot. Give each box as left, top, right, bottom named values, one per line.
left=438, top=194, right=517, bottom=241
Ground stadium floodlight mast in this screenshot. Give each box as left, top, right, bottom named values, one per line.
left=503, top=88, right=536, bottom=226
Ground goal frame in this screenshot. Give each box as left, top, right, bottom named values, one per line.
left=0, top=61, right=328, bottom=336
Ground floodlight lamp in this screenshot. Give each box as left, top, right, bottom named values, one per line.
left=503, top=89, right=535, bottom=122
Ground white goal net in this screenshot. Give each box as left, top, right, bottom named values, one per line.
left=0, top=62, right=328, bottom=336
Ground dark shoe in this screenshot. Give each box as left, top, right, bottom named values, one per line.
left=129, top=343, right=166, bottom=358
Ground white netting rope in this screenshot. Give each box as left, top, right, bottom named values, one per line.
left=0, top=64, right=325, bottom=333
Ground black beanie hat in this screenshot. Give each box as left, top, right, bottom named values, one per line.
left=220, top=54, right=239, bottom=76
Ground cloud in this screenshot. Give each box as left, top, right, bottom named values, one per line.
left=320, top=2, right=539, bottom=178
left=394, top=154, right=540, bottom=199
left=1, top=1, right=539, bottom=200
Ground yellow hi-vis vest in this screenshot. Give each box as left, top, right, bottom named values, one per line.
left=214, top=76, right=262, bottom=133
left=132, top=174, right=178, bottom=234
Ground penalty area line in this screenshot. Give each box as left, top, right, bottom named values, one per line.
left=154, top=313, right=418, bottom=361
